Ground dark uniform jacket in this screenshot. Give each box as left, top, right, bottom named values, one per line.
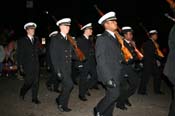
left=142, top=39, right=159, bottom=71
left=76, top=35, right=96, bottom=67
left=164, top=24, right=175, bottom=85
left=16, top=36, right=40, bottom=74
left=77, top=35, right=95, bottom=58
left=122, top=40, right=140, bottom=72
left=49, top=33, right=72, bottom=75
left=95, top=31, right=123, bottom=84
left=123, top=40, right=138, bottom=62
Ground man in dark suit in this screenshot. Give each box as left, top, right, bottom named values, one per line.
left=17, top=22, right=41, bottom=104
left=164, top=24, right=175, bottom=116
left=138, top=30, right=164, bottom=95
left=116, top=26, right=142, bottom=110
left=163, top=5, right=175, bottom=116
left=94, top=11, right=123, bottom=116
left=75, top=23, right=98, bottom=101
left=45, top=31, right=60, bottom=93
left=49, top=18, right=73, bottom=112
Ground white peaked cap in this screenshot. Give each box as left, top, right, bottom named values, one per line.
left=56, top=18, right=71, bottom=26
left=81, top=23, right=92, bottom=30
left=98, top=11, right=117, bottom=25
left=24, top=22, right=37, bottom=30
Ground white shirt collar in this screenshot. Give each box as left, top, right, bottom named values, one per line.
left=106, top=30, right=115, bottom=38
left=27, top=35, right=34, bottom=40
left=27, top=35, right=34, bottom=43
left=124, top=39, right=130, bottom=44
left=150, top=38, right=155, bottom=42
left=60, top=32, right=67, bottom=40
left=83, top=34, right=89, bottom=40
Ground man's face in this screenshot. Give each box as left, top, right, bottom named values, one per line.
left=60, top=25, right=70, bottom=34
left=151, top=33, right=158, bottom=41
left=26, top=27, right=35, bottom=36
left=84, top=28, right=93, bottom=36
left=124, top=32, right=133, bottom=41
left=104, top=20, right=118, bottom=32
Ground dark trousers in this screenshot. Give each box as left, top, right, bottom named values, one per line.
left=79, top=64, right=98, bottom=97
left=20, top=71, right=39, bottom=100
left=71, top=63, right=80, bottom=85
left=118, top=66, right=139, bottom=104
left=169, top=86, right=175, bottom=116
left=57, top=68, right=74, bottom=108
left=138, top=64, right=161, bottom=93
left=46, top=70, right=60, bottom=90
left=95, top=85, right=120, bottom=116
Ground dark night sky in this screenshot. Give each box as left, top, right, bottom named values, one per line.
left=0, top=0, right=174, bottom=48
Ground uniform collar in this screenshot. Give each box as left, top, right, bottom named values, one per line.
left=83, top=34, right=89, bottom=40
left=27, top=34, right=34, bottom=40
left=150, top=38, right=155, bottom=42
left=106, top=30, right=115, bottom=38
left=124, top=39, right=130, bottom=44
left=60, top=32, right=67, bottom=40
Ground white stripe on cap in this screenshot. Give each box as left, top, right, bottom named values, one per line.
left=149, top=30, right=158, bottom=34
left=122, top=26, right=132, bottom=30
left=80, top=23, right=92, bottom=30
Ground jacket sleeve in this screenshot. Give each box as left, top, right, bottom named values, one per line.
left=49, top=37, right=60, bottom=74
left=143, top=41, right=155, bottom=59
left=95, top=36, right=121, bottom=83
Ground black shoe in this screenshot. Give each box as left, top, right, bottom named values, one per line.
left=57, top=104, right=72, bottom=112
left=125, top=99, right=132, bottom=107
left=53, top=89, right=60, bottom=93
left=155, top=91, right=165, bottom=95
left=62, top=107, right=72, bottom=112
left=93, top=108, right=97, bottom=116
left=79, top=95, right=88, bottom=101
left=56, top=98, right=72, bottom=112
left=86, top=91, right=91, bottom=96
left=116, top=103, right=127, bottom=110
left=73, top=81, right=78, bottom=85
left=93, top=107, right=102, bottom=116
left=46, top=83, right=53, bottom=91
left=32, top=99, right=41, bottom=104
left=138, top=91, right=148, bottom=95
left=19, top=90, right=25, bottom=100
left=93, top=85, right=100, bottom=90
left=58, top=107, right=72, bottom=112
left=19, top=94, right=25, bottom=100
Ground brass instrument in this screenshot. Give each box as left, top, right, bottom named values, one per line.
left=114, top=31, right=133, bottom=62
left=67, top=35, right=86, bottom=61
